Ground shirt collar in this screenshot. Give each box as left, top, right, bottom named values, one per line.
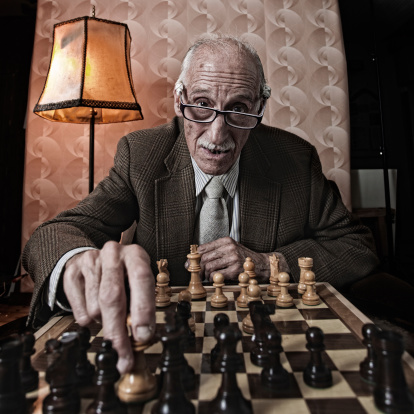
left=191, top=156, right=239, bottom=198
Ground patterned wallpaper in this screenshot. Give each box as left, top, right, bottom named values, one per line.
left=22, top=0, right=350, bottom=289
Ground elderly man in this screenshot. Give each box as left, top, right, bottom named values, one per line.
left=22, top=34, right=379, bottom=373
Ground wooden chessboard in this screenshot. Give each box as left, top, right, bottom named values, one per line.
left=28, top=283, right=414, bottom=414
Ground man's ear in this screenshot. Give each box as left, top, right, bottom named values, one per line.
left=173, top=88, right=182, bottom=118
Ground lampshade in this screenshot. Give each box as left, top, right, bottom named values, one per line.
left=34, top=16, right=143, bottom=123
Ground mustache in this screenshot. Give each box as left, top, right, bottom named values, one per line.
left=198, top=137, right=235, bottom=152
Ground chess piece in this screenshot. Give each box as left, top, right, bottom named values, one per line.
left=186, top=244, right=207, bottom=299
left=244, top=258, right=259, bottom=298
left=301, top=270, right=320, bottom=306
left=0, top=334, right=26, bottom=414
left=250, top=301, right=276, bottom=367
left=156, top=259, right=172, bottom=296
left=178, top=290, right=195, bottom=333
left=237, top=271, right=250, bottom=308
left=176, top=300, right=196, bottom=349
left=117, top=315, right=157, bottom=403
left=359, top=323, right=380, bottom=384
left=267, top=254, right=281, bottom=297
left=303, top=327, right=332, bottom=388
left=261, top=329, right=289, bottom=388
left=206, top=324, right=252, bottom=414
left=43, top=332, right=81, bottom=414
left=276, top=272, right=294, bottom=308
left=20, top=330, right=39, bottom=392
left=298, top=257, right=313, bottom=295
left=211, top=272, right=228, bottom=308
left=87, top=339, right=127, bottom=414
left=155, top=267, right=171, bottom=307
left=211, top=313, right=230, bottom=371
left=74, top=326, right=95, bottom=394
left=372, top=329, right=414, bottom=414
left=242, top=279, right=263, bottom=334
left=152, top=309, right=195, bottom=414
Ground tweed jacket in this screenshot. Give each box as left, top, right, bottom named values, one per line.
left=23, top=117, right=379, bottom=327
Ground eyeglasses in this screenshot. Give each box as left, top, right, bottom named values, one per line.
left=179, top=96, right=265, bottom=130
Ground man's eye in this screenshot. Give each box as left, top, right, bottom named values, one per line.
left=232, top=104, right=248, bottom=113
left=196, top=101, right=209, bottom=107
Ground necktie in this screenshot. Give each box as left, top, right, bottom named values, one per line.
left=197, top=176, right=229, bottom=244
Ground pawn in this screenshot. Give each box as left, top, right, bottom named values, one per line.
left=211, top=272, right=228, bottom=308
left=19, top=331, right=39, bottom=393
left=176, top=300, right=196, bottom=349
left=156, top=259, right=172, bottom=296
left=75, top=326, right=95, bottom=393
left=178, top=290, right=195, bottom=333
left=87, top=340, right=127, bottom=414
left=237, top=271, right=250, bottom=308
left=301, top=270, right=320, bottom=306
left=242, top=279, right=263, bottom=334
left=156, top=270, right=171, bottom=308
left=261, top=329, right=289, bottom=388
left=276, top=272, right=294, bottom=308
left=303, top=327, right=332, bottom=388
left=360, top=323, right=380, bottom=384
left=211, top=313, right=230, bottom=370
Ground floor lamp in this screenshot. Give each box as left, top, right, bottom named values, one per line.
left=33, top=8, right=143, bottom=193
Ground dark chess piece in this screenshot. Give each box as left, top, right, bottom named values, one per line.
left=250, top=301, right=276, bottom=367
left=43, top=332, right=81, bottom=414
left=74, top=326, right=95, bottom=389
left=372, top=329, right=414, bottom=414
left=152, top=309, right=195, bottom=414
left=87, top=339, right=127, bottom=414
left=206, top=324, right=252, bottom=414
left=176, top=300, right=196, bottom=349
left=303, top=326, right=332, bottom=388
left=0, top=334, right=26, bottom=414
left=359, top=323, right=380, bottom=384
left=261, top=329, right=289, bottom=389
left=211, top=313, right=230, bottom=371
left=20, top=330, right=39, bottom=392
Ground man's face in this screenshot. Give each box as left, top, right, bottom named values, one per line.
left=174, top=46, right=261, bottom=175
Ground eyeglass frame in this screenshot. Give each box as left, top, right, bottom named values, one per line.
left=179, top=94, right=267, bottom=130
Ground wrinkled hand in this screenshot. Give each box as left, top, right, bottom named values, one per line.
left=197, top=237, right=289, bottom=282
left=63, top=241, right=155, bottom=374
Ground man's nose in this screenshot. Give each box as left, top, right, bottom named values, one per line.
left=209, top=114, right=228, bottom=144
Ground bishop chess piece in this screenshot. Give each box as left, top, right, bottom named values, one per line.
left=186, top=244, right=207, bottom=299
left=211, top=272, right=228, bottom=308
left=117, top=315, right=157, bottom=403
left=303, top=327, right=332, bottom=388
left=267, top=254, right=281, bottom=297
left=372, top=329, right=414, bottom=414
left=206, top=324, right=252, bottom=414
left=156, top=259, right=172, bottom=296
left=242, top=278, right=263, bottom=334
left=237, top=271, right=250, bottom=308
left=211, top=313, right=230, bottom=371
left=43, top=332, right=81, bottom=414
left=87, top=340, right=127, bottom=414
left=261, top=329, right=289, bottom=389
left=359, top=323, right=380, bottom=384
left=155, top=265, right=171, bottom=308
left=250, top=301, right=276, bottom=367
left=178, top=290, right=195, bottom=333
left=276, top=272, right=294, bottom=308
left=298, top=257, right=313, bottom=295
left=301, top=270, right=320, bottom=306
left=0, top=334, right=26, bottom=414
left=20, top=330, right=39, bottom=393
left=152, top=309, right=195, bottom=414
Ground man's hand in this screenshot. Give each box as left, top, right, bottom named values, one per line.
left=197, top=237, right=290, bottom=282
left=62, top=241, right=155, bottom=374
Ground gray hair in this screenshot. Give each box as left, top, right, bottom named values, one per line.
left=174, top=33, right=271, bottom=101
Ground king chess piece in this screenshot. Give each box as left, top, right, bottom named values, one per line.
left=186, top=244, right=207, bottom=299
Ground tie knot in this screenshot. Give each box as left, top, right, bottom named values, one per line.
left=205, top=176, right=224, bottom=199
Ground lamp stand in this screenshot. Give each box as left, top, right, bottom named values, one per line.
left=89, top=109, right=96, bottom=194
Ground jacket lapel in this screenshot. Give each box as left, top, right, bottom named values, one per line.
left=239, top=133, right=281, bottom=252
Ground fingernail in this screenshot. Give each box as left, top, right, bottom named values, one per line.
left=135, top=325, right=152, bottom=343
left=117, top=355, right=133, bottom=375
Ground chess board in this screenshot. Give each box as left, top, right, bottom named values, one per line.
left=28, top=283, right=414, bottom=414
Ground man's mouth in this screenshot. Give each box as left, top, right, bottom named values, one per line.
left=207, top=148, right=230, bottom=155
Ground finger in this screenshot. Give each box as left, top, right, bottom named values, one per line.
left=63, top=259, right=90, bottom=325
left=198, top=237, right=231, bottom=254
left=124, top=245, right=156, bottom=344
left=82, top=252, right=102, bottom=322
left=99, top=242, right=132, bottom=374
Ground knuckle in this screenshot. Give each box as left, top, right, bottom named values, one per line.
left=99, top=281, right=125, bottom=306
